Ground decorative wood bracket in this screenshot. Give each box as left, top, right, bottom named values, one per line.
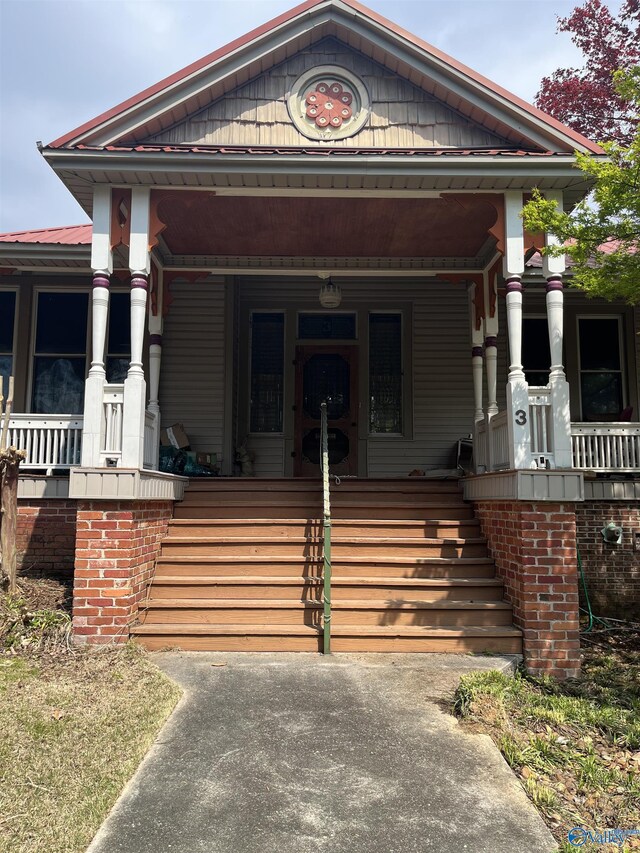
left=110, top=188, right=131, bottom=250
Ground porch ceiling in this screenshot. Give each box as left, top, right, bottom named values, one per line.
left=156, top=192, right=498, bottom=259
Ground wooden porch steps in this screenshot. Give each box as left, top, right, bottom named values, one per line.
left=133, top=478, right=522, bottom=654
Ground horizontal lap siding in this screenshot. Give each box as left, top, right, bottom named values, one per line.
left=245, top=435, right=286, bottom=478
left=368, top=284, right=507, bottom=475
left=160, top=280, right=226, bottom=460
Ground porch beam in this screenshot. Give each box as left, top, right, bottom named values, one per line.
left=82, top=186, right=113, bottom=467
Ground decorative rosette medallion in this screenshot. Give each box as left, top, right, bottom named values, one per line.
left=306, top=81, right=353, bottom=129
left=288, top=67, right=370, bottom=140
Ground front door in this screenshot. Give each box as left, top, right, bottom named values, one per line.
left=294, top=346, right=358, bottom=476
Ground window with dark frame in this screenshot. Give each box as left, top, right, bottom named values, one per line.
left=578, top=317, right=625, bottom=419
left=31, top=292, right=89, bottom=414
left=250, top=312, right=285, bottom=433
left=369, top=313, right=402, bottom=434
left=0, top=290, right=16, bottom=400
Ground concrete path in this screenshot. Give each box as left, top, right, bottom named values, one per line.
left=87, top=653, right=557, bottom=853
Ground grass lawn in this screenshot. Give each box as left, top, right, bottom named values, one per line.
left=0, top=580, right=182, bottom=853
left=454, top=630, right=640, bottom=852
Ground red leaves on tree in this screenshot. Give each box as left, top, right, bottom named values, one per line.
left=535, top=0, right=640, bottom=145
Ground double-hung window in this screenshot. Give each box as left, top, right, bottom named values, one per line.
left=578, top=317, right=625, bottom=419
left=31, top=291, right=89, bottom=414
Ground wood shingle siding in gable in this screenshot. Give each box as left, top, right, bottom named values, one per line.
left=146, top=38, right=512, bottom=150
left=159, top=279, right=226, bottom=462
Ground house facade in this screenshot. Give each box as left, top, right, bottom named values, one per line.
left=2, top=0, right=638, bottom=676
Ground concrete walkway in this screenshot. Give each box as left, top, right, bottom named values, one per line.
left=87, top=653, right=557, bottom=853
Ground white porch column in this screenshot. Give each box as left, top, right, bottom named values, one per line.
left=469, top=281, right=486, bottom=473
left=483, top=269, right=499, bottom=470
left=147, top=266, right=164, bottom=468
left=503, top=191, right=534, bottom=470
left=543, top=191, right=573, bottom=468
left=122, top=187, right=150, bottom=469
left=483, top=269, right=499, bottom=418
left=469, top=282, right=485, bottom=423
left=81, top=186, right=113, bottom=467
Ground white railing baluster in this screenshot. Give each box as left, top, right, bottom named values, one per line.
left=8, top=415, right=84, bottom=470
left=571, top=422, right=640, bottom=472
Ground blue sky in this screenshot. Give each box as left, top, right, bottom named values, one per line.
left=0, top=0, right=617, bottom=232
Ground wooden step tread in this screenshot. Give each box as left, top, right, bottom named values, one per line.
left=132, top=623, right=519, bottom=638
left=133, top=623, right=321, bottom=636
left=144, top=598, right=511, bottom=610
left=179, top=499, right=466, bottom=506
left=332, top=625, right=521, bottom=637
left=162, top=535, right=485, bottom=546
left=169, top=518, right=478, bottom=526
left=151, top=576, right=502, bottom=587
left=145, top=598, right=322, bottom=609
left=184, top=478, right=461, bottom=487
left=156, top=555, right=493, bottom=566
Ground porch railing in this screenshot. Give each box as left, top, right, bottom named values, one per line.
left=8, top=414, right=83, bottom=470
left=101, top=384, right=124, bottom=464
left=475, top=411, right=509, bottom=472
left=572, top=423, right=640, bottom=472
left=320, top=401, right=332, bottom=655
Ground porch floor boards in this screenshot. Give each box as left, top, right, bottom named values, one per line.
left=133, top=478, right=523, bottom=654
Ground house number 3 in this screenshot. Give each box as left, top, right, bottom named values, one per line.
left=515, top=410, right=527, bottom=426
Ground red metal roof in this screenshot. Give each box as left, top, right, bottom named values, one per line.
left=47, top=0, right=604, bottom=155
left=0, top=224, right=92, bottom=244
left=73, top=143, right=563, bottom=158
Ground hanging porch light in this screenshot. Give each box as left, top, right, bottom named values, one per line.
left=318, top=275, right=342, bottom=308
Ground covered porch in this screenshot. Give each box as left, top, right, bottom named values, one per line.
left=5, top=186, right=639, bottom=485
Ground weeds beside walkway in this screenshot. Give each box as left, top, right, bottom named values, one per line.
left=454, top=630, right=640, bottom=852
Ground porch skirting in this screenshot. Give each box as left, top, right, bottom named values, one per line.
left=72, top=500, right=174, bottom=644
left=473, top=500, right=581, bottom=680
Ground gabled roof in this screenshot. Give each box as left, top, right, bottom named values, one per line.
left=46, top=0, right=603, bottom=156
left=0, top=224, right=92, bottom=244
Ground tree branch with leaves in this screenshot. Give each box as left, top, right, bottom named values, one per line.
left=536, top=0, right=639, bottom=146
left=523, top=68, right=640, bottom=304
